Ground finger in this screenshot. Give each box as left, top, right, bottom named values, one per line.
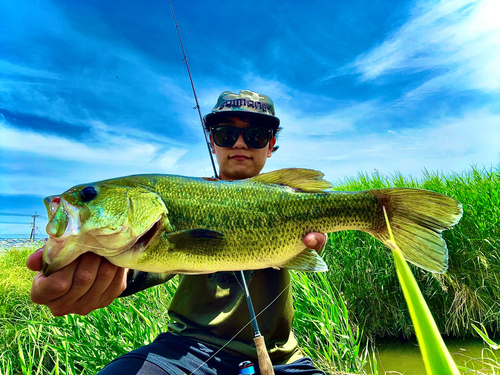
left=26, top=248, right=44, bottom=271
left=43, top=254, right=103, bottom=316
left=97, top=264, right=127, bottom=308
left=69, top=261, right=125, bottom=315
left=30, top=257, right=80, bottom=304
left=304, top=232, right=327, bottom=251
left=74, top=259, right=120, bottom=310
left=53, top=253, right=102, bottom=306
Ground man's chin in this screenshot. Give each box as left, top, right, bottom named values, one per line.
left=223, top=166, right=259, bottom=180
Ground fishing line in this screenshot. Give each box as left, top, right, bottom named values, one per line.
left=187, top=282, right=291, bottom=375
left=232, top=270, right=245, bottom=290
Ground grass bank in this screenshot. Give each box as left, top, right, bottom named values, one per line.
left=1, top=166, right=498, bottom=374
left=0, top=244, right=179, bottom=374
left=324, top=167, right=500, bottom=339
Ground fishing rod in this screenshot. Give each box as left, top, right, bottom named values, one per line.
left=238, top=270, right=275, bottom=375
left=169, top=0, right=218, bottom=179
left=169, top=2, right=275, bottom=374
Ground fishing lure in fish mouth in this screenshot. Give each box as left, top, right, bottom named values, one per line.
left=41, top=168, right=463, bottom=276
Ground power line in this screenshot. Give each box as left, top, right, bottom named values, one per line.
left=0, top=225, right=31, bottom=232
left=0, top=212, right=47, bottom=219
left=0, top=212, right=35, bottom=217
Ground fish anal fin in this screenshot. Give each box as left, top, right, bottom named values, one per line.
left=281, top=248, right=328, bottom=272
left=250, top=168, right=332, bottom=193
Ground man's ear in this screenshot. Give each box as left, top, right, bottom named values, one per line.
left=209, top=133, right=216, bottom=154
left=267, top=137, right=276, bottom=158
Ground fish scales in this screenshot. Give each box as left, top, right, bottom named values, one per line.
left=41, top=168, right=462, bottom=275
left=139, top=176, right=381, bottom=272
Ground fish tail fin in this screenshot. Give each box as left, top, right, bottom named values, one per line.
left=367, top=188, right=463, bottom=273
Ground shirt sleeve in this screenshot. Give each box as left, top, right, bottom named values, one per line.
left=119, top=270, right=177, bottom=297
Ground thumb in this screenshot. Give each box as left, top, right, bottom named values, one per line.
left=304, top=233, right=327, bottom=251
left=26, top=248, right=44, bottom=272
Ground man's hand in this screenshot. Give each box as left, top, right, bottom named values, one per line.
left=27, top=249, right=127, bottom=316
left=304, top=232, right=327, bottom=253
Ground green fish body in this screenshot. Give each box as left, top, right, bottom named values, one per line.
left=41, top=168, right=462, bottom=275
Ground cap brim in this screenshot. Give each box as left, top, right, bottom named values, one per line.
left=204, top=111, right=280, bottom=129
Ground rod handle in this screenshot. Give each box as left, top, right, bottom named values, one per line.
left=254, top=335, right=275, bottom=375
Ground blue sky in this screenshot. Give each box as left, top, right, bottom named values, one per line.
left=1, top=0, right=499, bottom=238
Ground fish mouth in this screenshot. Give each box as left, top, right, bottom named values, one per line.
left=130, top=219, right=161, bottom=251
left=42, top=219, right=161, bottom=275
left=41, top=198, right=84, bottom=275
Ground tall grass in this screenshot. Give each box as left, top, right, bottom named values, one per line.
left=0, top=245, right=45, bottom=372
left=324, top=167, right=500, bottom=338
left=0, top=245, right=178, bottom=374
left=291, top=272, right=366, bottom=374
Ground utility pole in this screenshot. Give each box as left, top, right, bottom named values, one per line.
left=29, top=213, right=41, bottom=241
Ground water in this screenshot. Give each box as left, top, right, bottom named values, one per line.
left=367, top=337, right=497, bottom=374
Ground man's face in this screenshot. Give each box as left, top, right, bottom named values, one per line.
left=210, top=116, right=276, bottom=181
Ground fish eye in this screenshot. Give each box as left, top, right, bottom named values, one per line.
left=80, top=186, right=98, bottom=202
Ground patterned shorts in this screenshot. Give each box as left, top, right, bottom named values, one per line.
left=98, top=332, right=324, bottom=375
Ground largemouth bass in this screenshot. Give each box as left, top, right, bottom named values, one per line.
left=41, top=168, right=462, bottom=275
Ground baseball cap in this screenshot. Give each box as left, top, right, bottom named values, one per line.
left=204, top=90, right=280, bottom=129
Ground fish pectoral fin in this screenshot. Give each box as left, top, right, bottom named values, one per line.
left=164, top=228, right=225, bottom=248
left=249, top=168, right=332, bottom=193
left=281, top=248, right=328, bottom=272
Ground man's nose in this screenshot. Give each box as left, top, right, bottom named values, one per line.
left=232, top=132, right=248, bottom=148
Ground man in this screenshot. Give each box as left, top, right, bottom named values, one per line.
left=27, top=90, right=327, bottom=374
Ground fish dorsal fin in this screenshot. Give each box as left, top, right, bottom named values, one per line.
left=250, top=168, right=332, bottom=193
left=281, top=248, right=328, bottom=272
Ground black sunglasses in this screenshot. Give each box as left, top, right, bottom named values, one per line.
left=210, top=125, right=273, bottom=149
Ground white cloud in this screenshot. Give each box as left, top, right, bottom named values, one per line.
left=267, top=109, right=500, bottom=184
left=0, top=115, right=220, bottom=197
left=2, top=0, right=499, bottom=208
left=279, top=100, right=379, bottom=136
left=0, top=60, right=61, bottom=81
left=352, top=0, right=500, bottom=93
left=0, top=122, right=186, bottom=167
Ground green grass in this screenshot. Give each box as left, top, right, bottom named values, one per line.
left=0, top=244, right=44, bottom=372
left=0, top=244, right=178, bottom=374
left=324, top=167, right=500, bottom=338
left=291, top=272, right=366, bottom=374
left=1, top=166, right=499, bottom=374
